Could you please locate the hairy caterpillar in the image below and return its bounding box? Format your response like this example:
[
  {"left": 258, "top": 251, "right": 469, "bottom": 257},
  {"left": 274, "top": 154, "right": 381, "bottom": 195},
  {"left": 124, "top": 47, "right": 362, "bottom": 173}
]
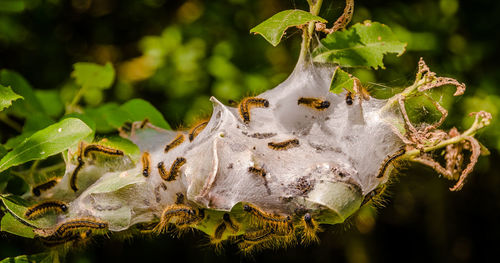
[
  {"left": 32, "top": 178, "right": 60, "bottom": 196},
  {"left": 164, "top": 134, "right": 185, "bottom": 153},
  {"left": 188, "top": 121, "right": 208, "bottom": 142},
  {"left": 83, "top": 144, "right": 124, "bottom": 158},
  {"left": 238, "top": 97, "right": 270, "bottom": 124},
  {"left": 267, "top": 139, "right": 300, "bottom": 151},
  {"left": 25, "top": 201, "right": 68, "bottom": 220},
  {"left": 141, "top": 152, "right": 151, "bottom": 177},
  {"left": 377, "top": 148, "right": 406, "bottom": 178},
  {"left": 297, "top": 97, "right": 331, "bottom": 110}
]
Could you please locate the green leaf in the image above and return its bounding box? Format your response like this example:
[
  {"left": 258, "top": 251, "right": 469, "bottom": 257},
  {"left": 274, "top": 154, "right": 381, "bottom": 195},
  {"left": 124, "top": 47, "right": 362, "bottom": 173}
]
[
  {"left": 85, "top": 103, "right": 129, "bottom": 133},
  {"left": 0, "top": 213, "right": 34, "bottom": 238},
  {"left": 120, "top": 99, "right": 171, "bottom": 130},
  {"left": 0, "top": 253, "right": 54, "bottom": 263},
  {"left": 96, "top": 136, "right": 141, "bottom": 161},
  {"left": 250, "top": 10, "right": 327, "bottom": 46},
  {"left": 313, "top": 21, "right": 407, "bottom": 69},
  {"left": 0, "top": 70, "right": 45, "bottom": 117},
  {"left": 0, "top": 84, "right": 23, "bottom": 112},
  {"left": 35, "top": 89, "right": 64, "bottom": 118},
  {"left": 0, "top": 118, "right": 93, "bottom": 173},
  {"left": 330, "top": 67, "right": 355, "bottom": 94},
  {"left": 72, "top": 62, "right": 115, "bottom": 89}
]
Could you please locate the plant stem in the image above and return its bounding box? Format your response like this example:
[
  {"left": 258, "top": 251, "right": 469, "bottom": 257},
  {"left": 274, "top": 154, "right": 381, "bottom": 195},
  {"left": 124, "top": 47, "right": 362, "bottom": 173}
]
[
  {"left": 67, "top": 85, "right": 87, "bottom": 114},
  {"left": 299, "top": 0, "right": 323, "bottom": 63},
  {"left": 0, "top": 113, "right": 22, "bottom": 132}
]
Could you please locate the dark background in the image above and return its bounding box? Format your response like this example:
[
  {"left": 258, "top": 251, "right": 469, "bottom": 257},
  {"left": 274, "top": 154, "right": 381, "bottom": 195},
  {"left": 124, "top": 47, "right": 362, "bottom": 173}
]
[{"left": 0, "top": 0, "right": 499, "bottom": 262}]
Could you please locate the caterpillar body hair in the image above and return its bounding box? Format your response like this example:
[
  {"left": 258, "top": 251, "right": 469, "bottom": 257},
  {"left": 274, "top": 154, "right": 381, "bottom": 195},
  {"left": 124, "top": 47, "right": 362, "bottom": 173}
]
[
  {"left": 141, "top": 152, "right": 151, "bottom": 177},
  {"left": 188, "top": 121, "right": 208, "bottom": 142},
  {"left": 297, "top": 97, "right": 331, "bottom": 110},
  {"left": 238, "top": 97, "right": 270, "bottom": 124},
  {"left": 83, "top": 144, "right": 124, "bottom": 158},
  {"left": 32, "top": 178, "right": 59, "bottom": 196},
  {"left": 242, "top": 204, "right": 293, "bottom": 234},
  {"left": 238, "top": 229, "right": 275, "bottom": 253},
  {"left": 162, "top": 157, "right": 187, "bottom": 182},
  {"left": 25, "top": 201, "right": 68, "bottom": 220},
  {"left": 361, "top": 184, "right": 387, "bottom": 206},
  {"left": 301, "top": 213, "right": 320, "bottom": 244},
  {"left": 267, "top": 139, "right": 300, "bottom": 151},
  {"left": 377, "top": 148, "right": 406, "bottom": 178},
  {"left": 164, "top": 133, "right": 185, "bottom": 153},
  {"left": 70, "top": 142, "right": 85, "bottom": 192},
  {"left": 52, "top": 218, "right": 108, "bottom": 237},
  {"left": 40, "top": 230, "right": 91, "bottom": 247}
]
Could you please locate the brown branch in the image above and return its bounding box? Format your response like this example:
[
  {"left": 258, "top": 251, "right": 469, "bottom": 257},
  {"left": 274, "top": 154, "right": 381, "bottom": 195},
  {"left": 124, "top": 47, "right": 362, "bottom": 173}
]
[{"left": 450, "top": 136, "right": 480, "bottom": 191}]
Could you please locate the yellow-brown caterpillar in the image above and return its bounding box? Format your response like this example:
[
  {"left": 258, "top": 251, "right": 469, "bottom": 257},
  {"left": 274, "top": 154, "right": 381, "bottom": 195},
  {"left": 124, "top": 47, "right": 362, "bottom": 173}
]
[
  {"left": 242, "top": 203, "right": 293, "bottom": 234},
  {"left": 157, "top": 204, "right": 204, "bottom": 232},
  {"left": 164, "top": 133, "right": 185, "bottom": 153},
  {"left": 141, "top": 152, "right": 151, "bottom": 177},
  {"left": 188, "top": 121, "right": 208, "bottom": 142},
  {"left": 361, "top": 184, "right": 387, "bottom": 206},
  {"left": 222, "top": 213, "right": 239, "bottom": 232},
  {"left": 52, "top": 218, "right": 108, "bottom": 237},
  {"left": 297, "top": 97, "right": 331, "bottom": 110},
  {"left": 213, "top": 222, "right": 227, "bottom": 240},
  {"left": 267, "top": 139, "right": 300, "bottom": 151},
  {"left": 248, "top": 166, "right": 266, "bottom": 177},
  {"left": 40, "top": 229, "right": 92, "bottom": 247},
  {"left": 377, "top": 148, "right": 406, "bottom": 178},
  {"left": 238, "top": 97, "right": 270, "bottom": 124},
  {"left": 25, "top": 200, "right": 68, "bottom": 220},
  {"left": 70, "top": 142, "right": 85, "bottom": 192},
  {"left": 83, "top": 144, "right": 124, "bottom": 158},
  {"left": 159, "top": 157, "right": 187, "bottom": 182},
  {"left": 32, "top": 178, "right": 59, "bottom": 196}
]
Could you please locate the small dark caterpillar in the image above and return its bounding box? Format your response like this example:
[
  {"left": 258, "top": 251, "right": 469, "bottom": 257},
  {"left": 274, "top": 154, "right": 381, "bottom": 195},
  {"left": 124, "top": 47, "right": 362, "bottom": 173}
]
[
  {"left": 238, "top": 229, "right": 275, "bottom": 253},
  {"left": 222, "top": 213, "right": 239, "bottom": 232},
  {"left": 83, "top": 144, "right": 124, "bottom": 158},
  {"left": 32, "top": 178, "right": 59, "bottom": 196},
  {"left": 175, "top": 192, "right": 185, "bottom": 204},
  {"left": 297, "top": 97, "right": 331, "bottom": 110},
  {"left": 160, "top": 157, "right": 187, "bottom": 182},
  {"left": 248, "top": 166, "right": 266, "bottom": 177},
  {"left": 157, "top": 205, "right": 204, "bottom": 232},
  {"left": 25, "top": 201, "right": 68, "bottom": 220},
  {"left": 213, "top": 222, "right": 227, "bottom": 240},
  {"left": 239, "top": 97, "right": 270, "bottom": 124},
  {"left": 141, "top": 152, "right": 151, "bottom": 177},
  {"left": 267, "top": 139, "right": 300, "bottom": 151},
  {"left": 53, "top": 218, "right": 108, "bottom": 237},
  {"left": 164, "top": 133, "right": 185, "bottom": 153},
  {"left": 345, "top": 92, "right": 353, "bottom": 105},
  {"left": 70, "top": 142, "right": 85, "bottom": 192},
  {"left": 377, "top": 148, "right": 406, "bottom": 178},
  {"left": 188, "top": 121, "right": 208, "bottom": 142},
  {"left": 243, "top": 203, "right": 292, "bottom": 233},
  {"left": 301, "top": 213, "right": 319, "bottom": 244}
]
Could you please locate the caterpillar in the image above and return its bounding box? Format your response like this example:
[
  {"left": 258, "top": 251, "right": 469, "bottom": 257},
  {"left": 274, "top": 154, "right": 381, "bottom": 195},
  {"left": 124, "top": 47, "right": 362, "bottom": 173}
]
[
  {"left": 345, "top": 91, "right": 353, "bottom": 105},
  {"left": 32, "top": 178, "right": 59, "bottom": 196},
  {"left": 188, "top": 121, "right": 208, "bottom": 142},
  {"left": 238, "top": 97, "right": 270, "bottom": 124},
  {"left": 141, "top": 152, "right": 151, "bottom": 177},
  {"left": 157, "top": 205, "right": 204, "bottom": 232},
  {"left": 222, "top": 213, "right": 239, "bottom": 232},
  {"left": 40, "top": 230, "right": 91, "bottom": 247},
  {"left": 213, "top": 222, "right": 226, "bottom": 240},
  {"left": 267, "top": 139, "right": 300, "bottom": 151},
  {"left": 175, "top": 192, "right": 185, "bottom": 204},
  {"left": 242, "top": 203, "right": 293, "bottom": 234},
  {"left": 50, "top": 218, "right": 108, "bottom": 238},
  {"left": 70, "top": 141, "right": 85, "bottom": 192},
  {"left": 25, "top": 201, "right": 68, "bottom": 220},
  {"left": 297, "top": 97, "right": 331, "bottom": 110},
  {"left": 164, "top": 133, "right": 185, "bottom": 153},
  {"left": 377, "top": 148, "right": 406, "bottom": 178},
  {"left": 83, "top": 144, "right": 124, "bottom": 158},
  {"left": 161, "top": 157, "right": 186, "bottom": 182}
]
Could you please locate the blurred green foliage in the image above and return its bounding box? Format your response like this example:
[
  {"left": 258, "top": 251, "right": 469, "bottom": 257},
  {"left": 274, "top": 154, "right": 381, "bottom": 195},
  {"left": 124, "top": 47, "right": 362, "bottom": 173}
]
[{"left": 0, "top": 0, "right": 499, "bottom": 262}]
